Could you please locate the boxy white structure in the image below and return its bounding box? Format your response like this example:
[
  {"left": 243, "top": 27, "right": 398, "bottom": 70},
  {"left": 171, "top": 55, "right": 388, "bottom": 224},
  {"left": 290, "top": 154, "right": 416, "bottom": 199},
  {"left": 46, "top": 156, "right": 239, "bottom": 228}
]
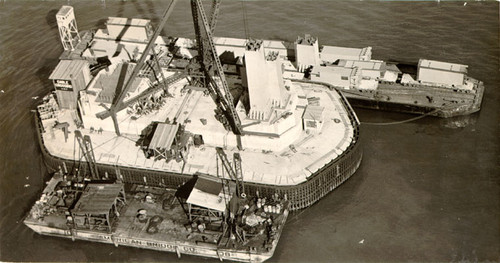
[
  {"left": 417, "top": 59, "right": 467, "bottom": 86},
  {"left": 320, "top": 46, "right": 372, "bottom": 63},
  {"left": 311, "top": 66, "right": 359, "bottom": 89},
  {"left": 295, "top": 35, "right": 321, "bottom": 72},
  {"left": 49, "top": 60, "right": 91, "bottom": 110},
  {"left": 338, "top": 60, "right": 386, "bottom": 80}
]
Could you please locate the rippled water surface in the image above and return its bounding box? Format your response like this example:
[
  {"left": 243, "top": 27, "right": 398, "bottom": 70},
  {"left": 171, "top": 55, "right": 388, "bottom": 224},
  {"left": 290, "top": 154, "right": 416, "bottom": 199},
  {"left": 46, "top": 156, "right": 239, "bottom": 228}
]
[{"left": 0, "top": 1, "right": 498, "bottom": 262}]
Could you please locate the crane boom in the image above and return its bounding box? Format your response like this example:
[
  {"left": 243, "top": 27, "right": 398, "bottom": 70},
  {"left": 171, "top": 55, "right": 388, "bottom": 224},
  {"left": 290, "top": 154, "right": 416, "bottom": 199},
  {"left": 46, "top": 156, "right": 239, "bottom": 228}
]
[
  {"left": 209, "top": 0, "right": 221, "bottom": 33},
  {"left": 75, "top": 130, "right": 99, "bottom": 180},
  {"left": 97, "top": 0, "right": 179, "bottom": 136},
  {"left": 191, "top": 0, "right": 243, "bottom": 135},
  {"left": 216, "top": 147, "right": 244, "bottom": 197}
]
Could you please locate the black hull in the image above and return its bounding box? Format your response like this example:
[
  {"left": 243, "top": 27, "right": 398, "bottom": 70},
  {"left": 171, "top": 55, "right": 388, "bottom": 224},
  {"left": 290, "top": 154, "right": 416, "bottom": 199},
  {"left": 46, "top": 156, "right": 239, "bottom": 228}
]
[{"left": 339, "top": 80, "right": 484, "bottom": 118}]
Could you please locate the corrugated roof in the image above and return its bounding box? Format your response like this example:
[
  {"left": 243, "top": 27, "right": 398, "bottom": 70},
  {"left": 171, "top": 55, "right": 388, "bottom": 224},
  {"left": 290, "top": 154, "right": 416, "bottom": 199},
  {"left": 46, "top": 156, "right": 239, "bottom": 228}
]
[
  {"left": 49, "top": 60, "right": 89, "bottom": 80},
  {"left": 303, "top": 105, "right": 324, "bottom": 121},
  {"left": 149, "top": 123, "right": 179, "bottom": 150},
  {"left": 72, "top": 183, "right": 124, "bottom": 215}
]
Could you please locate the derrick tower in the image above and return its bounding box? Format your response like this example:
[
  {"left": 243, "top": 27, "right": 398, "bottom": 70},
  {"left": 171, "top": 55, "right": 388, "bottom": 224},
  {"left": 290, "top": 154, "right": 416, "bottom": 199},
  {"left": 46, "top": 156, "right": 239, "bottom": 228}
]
[
  {"left": 56, "top": 6, "right": 81, "bottom": 51},
  {"left": 190, "top": 0, "right": 243, "bottom": 135}
]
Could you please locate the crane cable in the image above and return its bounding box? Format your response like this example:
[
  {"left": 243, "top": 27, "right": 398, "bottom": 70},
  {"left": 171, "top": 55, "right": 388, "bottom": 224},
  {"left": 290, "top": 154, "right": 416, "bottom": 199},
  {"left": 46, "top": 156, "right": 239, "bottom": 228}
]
[{"left": 241, "top": 0, "right": 250, "bottom": 39}]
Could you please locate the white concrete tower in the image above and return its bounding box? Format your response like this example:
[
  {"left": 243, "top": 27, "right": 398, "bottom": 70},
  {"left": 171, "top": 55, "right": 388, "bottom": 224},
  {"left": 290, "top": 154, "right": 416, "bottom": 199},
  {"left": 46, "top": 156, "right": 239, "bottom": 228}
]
[
  {"left": 244, "top": 39, "right": 288, "bottom": 121},
  {"left": 56, "top": 6, "right": 81, "bottom": 51},
  {"left": 295, "top": 34, "right": 320, "bottom": 72}
]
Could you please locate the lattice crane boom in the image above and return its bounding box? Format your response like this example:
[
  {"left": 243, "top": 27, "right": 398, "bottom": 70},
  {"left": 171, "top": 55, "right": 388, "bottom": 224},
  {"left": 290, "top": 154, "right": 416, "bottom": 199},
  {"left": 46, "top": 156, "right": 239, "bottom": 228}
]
[
  {"left": 75, "top": 130, "right": 99, "bottom": 180},
  {"left": 209, "top": 0, "right": 221, "bottom": 33},
  {"left": 97, "top": 0, "right": 179, "bottom": 136},
  {"left": 191, "top": 0, "right": 242, "bottom": 135},
  {"left": 216, "top": 147, "right": 244, "bottom": 197}
]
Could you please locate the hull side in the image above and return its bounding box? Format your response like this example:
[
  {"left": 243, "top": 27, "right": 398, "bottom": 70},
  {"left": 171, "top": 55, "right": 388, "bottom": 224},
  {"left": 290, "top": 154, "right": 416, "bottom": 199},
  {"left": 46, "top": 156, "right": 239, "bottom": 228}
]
[
  {"left": 339, "top": 80, "right": 484, "bottom": 118},
  {"left": 34, "top": 85, "right": 362, "bottom": 211},
  {"left": 25, "top": 209, "right": 288, "bottom": 263}
]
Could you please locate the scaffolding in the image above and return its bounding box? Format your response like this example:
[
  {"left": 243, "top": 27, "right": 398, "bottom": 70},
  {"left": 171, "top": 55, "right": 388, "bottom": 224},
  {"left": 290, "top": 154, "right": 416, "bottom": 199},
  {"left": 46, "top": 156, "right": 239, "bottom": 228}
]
[{"left": 56, "top": 6, "right": 81, "bottom": 51}]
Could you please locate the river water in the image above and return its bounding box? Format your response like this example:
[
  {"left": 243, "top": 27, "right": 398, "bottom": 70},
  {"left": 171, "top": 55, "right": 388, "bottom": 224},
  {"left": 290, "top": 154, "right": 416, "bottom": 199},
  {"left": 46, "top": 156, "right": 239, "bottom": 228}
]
[{"left": 0, "top": 1, "right": 498, "bottom": 262}]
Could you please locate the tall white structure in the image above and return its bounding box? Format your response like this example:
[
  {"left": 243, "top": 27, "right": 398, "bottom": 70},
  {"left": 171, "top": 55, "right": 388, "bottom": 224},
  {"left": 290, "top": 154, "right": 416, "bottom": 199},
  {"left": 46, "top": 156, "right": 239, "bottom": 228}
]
[
  {"left": 243, "top": 39, "right": 288, "bottom": 121},
  {"left": 56, "top": 6, "right": 81, "bottom": 51},
  {"left": 295, "top": 35, "right": 320, "bottom": 72}
]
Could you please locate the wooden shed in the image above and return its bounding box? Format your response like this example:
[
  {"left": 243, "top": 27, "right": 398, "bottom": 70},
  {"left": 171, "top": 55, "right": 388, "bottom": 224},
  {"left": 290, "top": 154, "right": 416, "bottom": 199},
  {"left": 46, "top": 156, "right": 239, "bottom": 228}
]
[
  {"left": 71, "top": 183, "right": 126, "bottom": 232},
  {"left": 49, "top": 59, "right": 91, "bottom": 109},
  {"left": 175, "top": 174, "right": 233, "bottom": 223}
]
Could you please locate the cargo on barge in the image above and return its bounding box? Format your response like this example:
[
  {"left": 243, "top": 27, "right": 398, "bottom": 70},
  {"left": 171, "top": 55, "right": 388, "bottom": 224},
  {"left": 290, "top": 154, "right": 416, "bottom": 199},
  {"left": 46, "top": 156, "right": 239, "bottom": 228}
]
[
  {"left": 189, "top": 34, "right": 484, "bottom": 118},
  {"left": 289, "top": 35, "right": 485, "bottom": 117},
  {"left": 24, "top": 170, "right": 290, "bottom": 262},
  {"left": 27, "top": 2, "right": 363, "bottom": 261}
]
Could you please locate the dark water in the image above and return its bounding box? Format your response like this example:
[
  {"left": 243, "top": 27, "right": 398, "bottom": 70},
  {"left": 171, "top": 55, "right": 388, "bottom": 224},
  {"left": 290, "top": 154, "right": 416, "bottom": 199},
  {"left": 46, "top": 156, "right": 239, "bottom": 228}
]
[{"left": 0, "top": 1, "right": 498, "bottom": 262}]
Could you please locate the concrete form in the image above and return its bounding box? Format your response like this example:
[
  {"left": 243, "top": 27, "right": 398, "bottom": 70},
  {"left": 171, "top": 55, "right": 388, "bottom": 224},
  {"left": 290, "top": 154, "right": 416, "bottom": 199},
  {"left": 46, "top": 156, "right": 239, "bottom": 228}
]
[
  {"left": 243, "top": 42, "right": 289, "bottom": 122},
  {"left": 295, "top": 35, "right": 320, "bottom": 72}
]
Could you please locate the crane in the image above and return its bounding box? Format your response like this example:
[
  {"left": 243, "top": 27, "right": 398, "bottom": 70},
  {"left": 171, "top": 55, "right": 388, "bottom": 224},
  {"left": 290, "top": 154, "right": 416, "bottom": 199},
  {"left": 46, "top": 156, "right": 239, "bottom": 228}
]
[
  {"left": 190, "top": 0, "right": 243, "bottom": 135},
  {"left": 97, "top": 0, "right": 243, "bottom": 139},
  {"left": 216, "top": 147, "right": 244, "bottom": 197},
  {"left": 96, "top": 0, "right": 179, "bottom": 136},
  {"left": 74, "top": 130, "right": 99, "bottom": 180}
]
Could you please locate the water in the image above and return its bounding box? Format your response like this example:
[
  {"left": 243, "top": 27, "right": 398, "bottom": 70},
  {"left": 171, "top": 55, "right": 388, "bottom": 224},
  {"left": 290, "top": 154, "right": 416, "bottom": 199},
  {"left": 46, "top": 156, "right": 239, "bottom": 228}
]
[{"left": 0, "top": 1, "right": 498, "bottom": 261}]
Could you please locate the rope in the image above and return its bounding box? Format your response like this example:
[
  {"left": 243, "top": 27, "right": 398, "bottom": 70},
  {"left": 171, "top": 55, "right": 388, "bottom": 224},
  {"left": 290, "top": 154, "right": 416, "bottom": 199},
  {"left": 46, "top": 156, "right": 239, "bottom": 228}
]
[
  {"left": 360, "top": 103, "right": 464, "bottom": 126},
  {"left": 361, "top": 109, "right": 439, "bottom": 126}
]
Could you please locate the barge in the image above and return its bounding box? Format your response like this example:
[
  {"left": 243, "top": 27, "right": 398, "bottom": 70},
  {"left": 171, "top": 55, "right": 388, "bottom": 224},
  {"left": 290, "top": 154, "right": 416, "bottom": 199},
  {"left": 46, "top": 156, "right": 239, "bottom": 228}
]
[
  {"left": 26, "top": 2, "right": 361, "bottom": 261},
  {"left": 291, "top": 35, "right": 485, "bottom": 117},
  {"left": 176, "top": 35, "right": 484, "bottom": 118},
  {"left": 24, "top": 171, "right": 290, "bottom": 262}
]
